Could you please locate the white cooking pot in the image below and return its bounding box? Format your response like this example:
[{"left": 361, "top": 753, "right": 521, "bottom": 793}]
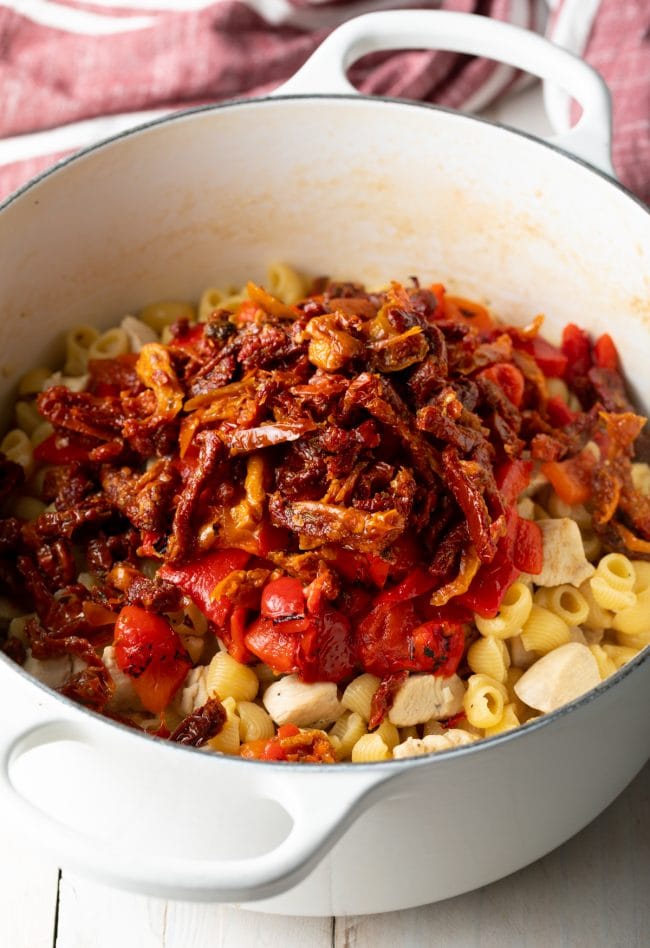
[{"left": 0, "top": 11, "right": 648, "bottom": 917}]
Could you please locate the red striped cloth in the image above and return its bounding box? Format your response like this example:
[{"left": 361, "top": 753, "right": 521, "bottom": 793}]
[{"left": 0, "top": 1, "right": 648, "bottom": 201}]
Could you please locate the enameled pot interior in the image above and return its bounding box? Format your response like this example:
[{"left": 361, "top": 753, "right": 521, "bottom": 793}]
[{"left": 1, "top": 96, "right": 650, "bottom": 422}]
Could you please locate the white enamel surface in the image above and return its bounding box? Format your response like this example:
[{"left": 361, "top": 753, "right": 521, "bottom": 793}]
[
  {"left": 0, "top": 89, "right": 649, "bottom": 914},
  {"left": 279, "top": 10, "right": 614, "bottom": 174}
]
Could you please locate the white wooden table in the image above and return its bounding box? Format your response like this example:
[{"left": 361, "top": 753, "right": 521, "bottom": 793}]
[{"left": 1, "top": 760, "right": 648, "bottom": 947}]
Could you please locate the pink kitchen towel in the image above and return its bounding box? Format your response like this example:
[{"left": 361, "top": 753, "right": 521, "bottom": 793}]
[{"left": 0, "top": 0, "right": 648, "bottom": 202}]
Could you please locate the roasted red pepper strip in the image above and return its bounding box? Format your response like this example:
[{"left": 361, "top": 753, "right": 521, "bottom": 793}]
[
  {"left": 513, "top": 517, "right": 543, "bottom": 575},
  {"left": 541, "top": 449, "right": 596, "bottom": 506},
  {"left": 593, "top": 333, "right": 619, "bottom": 371},
  {"left": 525, "top": 335, "right": 568, "bottom": 378},
  {"left": 546, "top": 395, "right": 576, "bottom": 428},
  {"left": 375, "top": 566, "right": 436, "bottom": 605},
  {"left": 496, "top": 458, "right": 532, "bottom": 505},
  {"left": 562, "top": 323, "right": 592, "bottom": 388},
  {"left": 159, "top": 548, "right": 250, "bottom": 629},
  {"left": 261, "top": 576, "right": 305, "bottom": 620},
  {"left": 245, "top": 606, "right": 355, "bottom": 683},
  {"left": 456, "top": 509, "right": 520, "bottom": 618},
  {"left": 33, "top": 433, "right": 94, "bottom": 465},
  {"left": 477, "top": 364, "right": 525, "bottom": 408},
  {"left": 357, "top": 598, "right": 464, "bottom": 677},
  {"left": 114, "top": 605, "right": 191, "bottom": 714},
  {"left": 244, "top": 618, "right": 298, "bottom": 674},
  {"left": 297, "top": 607, "right": 355, "bottom": 683}
]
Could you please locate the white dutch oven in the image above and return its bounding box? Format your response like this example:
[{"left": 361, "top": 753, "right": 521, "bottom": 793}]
[{"left": 0, "top": 11, "right": 649, "bottom": 917}]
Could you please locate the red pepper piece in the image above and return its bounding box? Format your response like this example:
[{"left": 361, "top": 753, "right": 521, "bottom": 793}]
[
  {"left": 541, "top": 450, "right": 596, "bottom": 506},
  {"left": 332, "top": 549, "right": 390, "bottom": 588},
  {"left": 114, "top": 605, "right": 191, "bottom": 714},
  {"left": 244, "top": 618, "right": 299, "bottom": 674},
  {"left": 477, "top": 364, "right": 525, "bottom": 408},
  {"left": 526, "top": 335, "right": 568, "bottom": 378},
  {"left": 376, "top": 566, "right": 436, "bottom": 605},
  {"left": 298, "top": 607, "right": 355, "bottom": 683},
  {"left": 357, "top": 598, "right": 463, "bottom": 677},
  {"left": 247, "top": 605, "right": 355, "bottom": 683},
  {"left": 495, "top": 458, "right": 532, "bottom": 505},
  {"left": 228, "top": 606, "right": 251, "bottom": 664},
  {"left": 261, "top": 576, "right": 305, "bottom": 620},
  {"left": 456, "top": 509, "right": 520, "bottom": 618},
  {"left": 277, "top": 723, "right": 300, "bottom": 739},
  {"left": 513, "top": 517, "right": 543, "bottom": 575},
  {"left": 409, "top": 621, "right": 465, "bottom": 677},
  {"left": 33, "top": 433, "right": 95, "bottom": 465},
  {"left": 159, "top": 548, "right": 251, "bottom": 629},
  {"left": 562, "top": 323, "right": 592, "bottom": 384},
  {"left": 167, "top": 322, "right": 206, "bottom": 354},
  {"left": 546, "top": 395, "right": 576, "bottom": 427},
  {"left": 593, "top": 333, "right": 619, "bottom": 371}
]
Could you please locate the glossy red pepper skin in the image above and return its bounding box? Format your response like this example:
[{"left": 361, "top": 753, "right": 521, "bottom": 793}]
[
  {"left": 526, "top": 335, "right": 568, "bottom": 378},
  {"left": 478, "top": 363, "right": 525, "bottom": 408},
  {"left": 513, "top": 517, "right": 543, "bottom": 575},
  {"left": 159, "top": 548, "right": 250, "bottom": 629},
  {"left": 562, "top": 323, "right": 592, "bottom": 386},
  {"left": 546, "top": 395, "right": 576, "bottom": 427},
  {"left": 332, "top": 549, "right": 390, "bottom": 588},
  {"left": 114, "top": 605, "right": 191, "bottom": 713},
  {"left": 456, "top": 510, "right": 520, "bottom": 618},
  {"left": 33, "top": 433, "right": 93, "bottom": 465},
  {"left": 261, "top": 576, "right": 305, "bottom": 620},
  {"left": 496, "top": 458, "right": 532, "bottom": 505},
  {"left": 244, "top": 618, "right": 298, "bottom": 674},
  {"left": 357, "top": 598, "right": 464, "bottom": 678},
  {"left": 375, "top": 566, "right": 436, "bottom": 605},
  {"left": 593, "top": 333, "right": 619, "bottom": 371},
  {"left": 245, "top": 605, "right": 355, "bottom": 683},
  {"left": 298, "top": 608, "right": 355, "bottom": 683}
]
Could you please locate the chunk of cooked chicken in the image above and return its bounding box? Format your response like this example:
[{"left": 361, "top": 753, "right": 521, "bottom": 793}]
[
  {"left": 102, "top": 644, "right": 142, "bottom": 712},
  {"left": 388, "top": 673, "right": 465, "bottom": 727},
  {"left": 392, "top": 729, "right": 476, "bottom": 759},
  {"left": 524, "top": 518, "right": 595, "bottom": 588},
  {"left": 24, "top": 650, "right": 86, "bottom": 690},
  {"left": 513, "top": 641, "right": 601, "bottom": 713},
  {"left": 263, "top": 675, "right": 343, "bottom": 727}
]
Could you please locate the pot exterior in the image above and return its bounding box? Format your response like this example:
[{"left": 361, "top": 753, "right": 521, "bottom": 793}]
[
  {"left": 249, "top": 655, "right": 650, "bottom": 916},
  {"left": 1, "top": 97, "right": 649, "bottom": 914}
]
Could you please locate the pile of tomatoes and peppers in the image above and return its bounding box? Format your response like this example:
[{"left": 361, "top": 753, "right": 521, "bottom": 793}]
[{"left": 1, "top": 276, "right": 649, "bottom": 762}]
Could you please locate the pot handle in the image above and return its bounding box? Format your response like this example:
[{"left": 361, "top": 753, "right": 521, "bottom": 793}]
[
  {"left": 0, "top": 714, "right": 398, "bottom": 901},
  {"left": 277, "top": 10, "right": 614, "bottom": 177}
]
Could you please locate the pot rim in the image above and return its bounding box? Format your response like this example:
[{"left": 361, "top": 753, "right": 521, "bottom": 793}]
[
  {"left": 2, "top": 91, "right": 648, "bottom": 773},
  {"left": 1, "top": 92, "right": 646, "bottom": 219}
]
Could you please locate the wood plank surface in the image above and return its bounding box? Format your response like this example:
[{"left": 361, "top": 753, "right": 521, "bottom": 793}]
[{"left": 0, "top": 819, "right": 60, "bottom": 948}]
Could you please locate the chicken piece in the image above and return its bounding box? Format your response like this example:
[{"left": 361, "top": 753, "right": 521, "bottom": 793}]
[
  {"left": 178, "top": 665, "right": 209, "bottom": 716},
  {"left": 121, "top": 315, "right": 158, "bottom": 353},
  {"left": 513, "top": 642, "right": 601, "bottom": 713},
  {"left": 263, "top": 675, "right": 342, "bottom": 727},
  {"left": 102, "top": 645, "right": 142, "bottom": 712},
  {"left": 392, "top": 729, "right": 476, "bottom": 759},
  {"left": 524, "top": 518, "right": 595, "bottom": 587},
  {"left": 388, "top": 673, "right": 465, "bottom": 727},
  {"left": 24, "top": 650, "right": 86, "bottom": 690}
]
